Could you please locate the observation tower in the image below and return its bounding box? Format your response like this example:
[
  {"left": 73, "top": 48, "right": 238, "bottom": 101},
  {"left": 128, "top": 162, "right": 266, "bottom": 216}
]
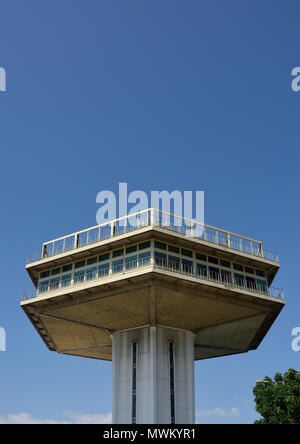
[{"left": 22, "top": 208, "right": 284, "bottom": 424}]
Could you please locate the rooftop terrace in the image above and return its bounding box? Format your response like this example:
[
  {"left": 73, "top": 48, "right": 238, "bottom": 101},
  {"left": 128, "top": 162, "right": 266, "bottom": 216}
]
[{"left": 27, "top": 208, "right": 279, "bottom": 265}]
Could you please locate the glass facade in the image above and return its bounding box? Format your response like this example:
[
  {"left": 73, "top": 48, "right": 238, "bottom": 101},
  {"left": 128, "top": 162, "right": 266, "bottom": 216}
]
[{"left": 37, "top": 239, "right": 269, "bottom": 296}]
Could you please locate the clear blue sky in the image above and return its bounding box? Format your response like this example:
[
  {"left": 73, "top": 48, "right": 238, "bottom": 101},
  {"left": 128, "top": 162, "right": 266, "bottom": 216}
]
[{"left": 0, "top": 0, "right": 299, "bottom": 424}]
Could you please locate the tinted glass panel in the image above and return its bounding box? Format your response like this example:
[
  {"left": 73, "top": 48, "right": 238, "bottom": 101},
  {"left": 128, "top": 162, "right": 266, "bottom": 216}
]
[
  {"left": 196, "top": 253, "right": 207, "bottom": 261},
  {"left": 126, "top": 255, "right": 137, "bottom": 269},
  {"left": 51, "top": 268, "right": 61, "bottom": 275},
  {"left": 182, "top": 259, "right": 193, "bottom": 273},
  {"left": 168, "top": 255, "right": 180, "bottom": 270},
  {"left": 220, "top": 260, "right": 231, "bottom": 268},
  {"left": 168, "top": 245, "right": 180, "bottom": 254},
  {"left": 75, "top": 260, "right": 85, "bottom": 269},
  {"left": 139, "top": 241, "right": 151, "bottom": 250},
  {"left": 74, "top": 270, "right": 85, "bottom": 283},
  {"left": 113, "top": 249, "right": 124, "bottom": 258},
  {"left": 99, "top": 253, "right": 110, "bottom": 262},
  {"left": 62, "top": 264, "right": 72, "bottom": 273},
  {"left": 98, "top": 263, "right": 109, "bottom": 276},
  {"left": 257, "top": 279, "right": 267, "bottom": 292},
  {"left": 209, "top": 266, "right": 220, "bottom": 279},
  {"left": 87, "top": 257, "right": 97, "bottom": 265},
  {"left": 197, "top": 264, "right": 207, "bottom": 277},
  {"left": 255, "top": 269, "right": 266, "bottom": 277},
  {"left": 154, "top": 241, "right": 167, "bottom": 250},
  {"left": 245, "top": 267, "right": 254, "bottom": 274},
  {"left": 86, "top": 267, "right": 97, "bottom": 280},
  {"left": 181, "top": 248, "right": 193, "bottom": 258},
  {"left": 246, "top": 276, "right": 256, "bottom": 290},
  {"left": 208, "top": 256, "right": 218, "bottom": 264},
  {"left": 139, "top": 251, "right": 151, "bottom": 265},
  {"left": 154, "top": 252, "right": 167, "bottom": 265},
  {"left": 61, "top": 274, "right": 71, "bottom": 287},
  {"left": 112, "top": 259, "right": 123, "bottom": 273},
  {"left": 221, "top": 269, "right": 232, "bottom": 283},
  {"left": 234, "top": 273, "right": 244, "bottom": 286},
  {"left": 40, "top": 270, "right": 50, "bottom": 278},
  {"left": 233, "top": 263, "right": 243, "bottom": 271},
  {"left": 126, "top": 245, "right": 137, "bottom": 254}
]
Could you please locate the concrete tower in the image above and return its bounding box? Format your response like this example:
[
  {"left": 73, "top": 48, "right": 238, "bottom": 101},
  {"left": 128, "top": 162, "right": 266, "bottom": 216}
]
[{"left": 22, "top": 208, "right": 284, "bottom": 424}]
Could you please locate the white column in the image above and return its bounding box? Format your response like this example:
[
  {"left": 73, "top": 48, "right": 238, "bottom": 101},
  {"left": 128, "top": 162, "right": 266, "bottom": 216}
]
[{"left": 111, "top": 326, "right": 195, "bottom": 424}]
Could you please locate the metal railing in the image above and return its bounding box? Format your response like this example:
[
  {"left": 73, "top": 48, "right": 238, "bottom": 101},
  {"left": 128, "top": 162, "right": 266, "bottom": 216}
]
[
  {"left": 26, "top": 208, "right": 279, "bottom": 264},
  {"left": 22, "top": 257, "right": 284, "bottom": 302},
  {"left": 153, "top": 258, "right": 284, "bottom": 300}
]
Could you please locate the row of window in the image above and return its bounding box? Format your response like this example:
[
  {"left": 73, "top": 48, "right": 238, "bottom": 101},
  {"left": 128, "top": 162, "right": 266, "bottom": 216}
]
[
  {"left": 40, "top": 241, "right": 151, "bottom": 279},
  {"left": 38, "top": 252, "right": 151, "bottom": 292},
  {"left": 154, "top": 241, "right": 266, "bottom": 277},
  {"left": 38, "top": 240, "right": 267, "bottom": 293},
  {"left": 154, "top": 253, "right": 267, "bottom": 292}
]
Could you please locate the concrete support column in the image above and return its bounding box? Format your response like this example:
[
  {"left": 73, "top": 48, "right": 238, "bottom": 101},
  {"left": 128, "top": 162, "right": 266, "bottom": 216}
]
[{"left": 111, "top": 325, "right": 195, "bottom": 424}]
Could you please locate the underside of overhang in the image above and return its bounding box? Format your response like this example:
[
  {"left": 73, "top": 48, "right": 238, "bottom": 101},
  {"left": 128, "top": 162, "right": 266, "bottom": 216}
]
[{"left": 22, "top": 274, "right": 284, "bottom": 361}]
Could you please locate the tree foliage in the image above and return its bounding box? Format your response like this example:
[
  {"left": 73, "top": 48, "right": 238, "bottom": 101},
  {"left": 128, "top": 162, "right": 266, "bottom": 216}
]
[{"left": 253, "top": 368, "right": 300, "bottom": 424}]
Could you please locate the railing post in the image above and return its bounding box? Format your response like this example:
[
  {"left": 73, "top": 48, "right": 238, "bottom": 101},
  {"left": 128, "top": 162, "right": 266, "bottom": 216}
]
[
  {"left": 227, "top": 233, "right": 231, "bottom": 248},
  {"left": 111, "top": 222, "right": 115, "bottom": 237},
  {"left": 74, "top": 234, "right": 79, "bottom": 249},
  {"left": 190, "top": 222, "right": 194, "bottom": 238},
  {"left": 259, "top": 243, "right": 264, "bottom": 258}
]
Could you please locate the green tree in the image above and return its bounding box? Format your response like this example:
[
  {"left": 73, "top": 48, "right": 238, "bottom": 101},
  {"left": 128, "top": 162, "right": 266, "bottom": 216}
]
[{"left": 253, "top": 368, "right": 300, "bottom": 424}]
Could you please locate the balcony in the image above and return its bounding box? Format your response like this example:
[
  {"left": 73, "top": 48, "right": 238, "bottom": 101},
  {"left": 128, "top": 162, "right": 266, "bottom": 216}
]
[
  {"left": 22, "top": 257, "right": 284, "bottom": 303},
  {"left": 26, "top": 209, "right": 279, "bottom": 265}
]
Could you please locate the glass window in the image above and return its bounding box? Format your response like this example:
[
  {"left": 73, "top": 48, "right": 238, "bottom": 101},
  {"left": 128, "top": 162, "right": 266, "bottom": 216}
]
[
  {"left": 197, "top": 263, "right": 207, "bottom": 277},
  {"left": 87, "top": 257, "right": 97, "bottom": 266},
  {"left": 245, "top": 276, "right": 256, "bottom": 290},
  {"left": 126, "top": 255, "right": 137, "bottom": 269},
  {"left": 221, "top": 269, "right": 232, "bottom": 284},
  {"left": 233, "top": 263, "right": 243, "bottom": 271},
  {"left": 74, "top": 270, "right": 85, "bottom": 283},
  {"left": 182, "top": 259, "right": 193, "bottom": 273},
  {"left": 181, "top": 248, "right": 193, "bottom": 258},
  {"left": 99, "top": 253, "right": 110, "bottom": 262},
  {"left": 168, "top": 255, "right": 180, "bottom": 270},
  {"left": 257, "top": 279, "right": 267, "bottom": 293},
  {"left": 113, "top": 248, "right": 124, "bottom": 258},
  {"left": 86, "top": 266, "right": 97, "bottom": 280},
  {"left": 245, "top": 267, "right": 254, "bottom": 274},
  {"left": 51, "top": 268, "right": 61, "bottom": 276},
  {"left": 208, "top": 256, "right": 218, "bottom": 265},
  {"left": 75, "top": 260, "right": 85, "bottom": 269},
  {"left": 154, "top": 241, "right": 167, "bottom": 251},
  {"left": 196, "top": 253, "right": 207, "bottom": 261},
  {"left": 98, "top": 263, "right": 109, "bottom": 277},
  {"left": 40, "top": 270, "right": 50, "bottom": 278},
  {"left": 139, "top": 241, "right": 151, "bottom": 250},
  {"left": 209, "top": 266, "right": 220, "bottom": 280},
  {"left": 112, "top": 259, "right": 123, "bottom": 273},
  {"left": 220, "top": 260, "right": 231, "bottom": 268},
  {"left": 234, "top": 273, "right": 245, "bottom": 287},
  {"left": 61, "top": 274, "right": 72, "bottom": 287},
  {"left": 39, "top": 280, "right": 49, "bottom": 293},
  {"left": 139, "top": 251, "right": 151, "bottom": 265},
  {"left": 62, "top": 264, "right": 72, "bottom": 273},
  {"left": 154, "top": 251, "right": 167, "bottom": 265},
  {"left": 168, "top": 245, "right": 180, "bottom": 254},
  {"left": 49, "top": 277, "right": 60, "bottom": 290},
  {"left": 126, "top": 245, "right": 137, "bottom": 254},
  {"left": 255, "top": 269, "right": 266, "bottom": 277}
]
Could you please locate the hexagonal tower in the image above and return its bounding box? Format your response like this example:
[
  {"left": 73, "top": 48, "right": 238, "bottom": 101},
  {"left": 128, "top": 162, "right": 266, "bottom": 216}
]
[{"left": 22, "top": 209, "right": 284, "bottom": 424}]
